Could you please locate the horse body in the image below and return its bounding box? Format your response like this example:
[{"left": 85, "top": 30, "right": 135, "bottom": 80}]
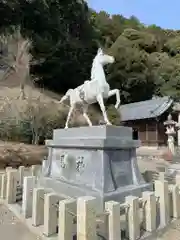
[
  {"left": 60, "top": 48, "right": 120, "bottom": 128},
  {"left": 65, "top": 81, "right": 110, "bottom": 105}
]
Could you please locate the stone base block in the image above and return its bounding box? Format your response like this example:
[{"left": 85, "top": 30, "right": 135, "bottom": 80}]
[{"left": 39, "top": 125, "right": 152, "bottom": 211}]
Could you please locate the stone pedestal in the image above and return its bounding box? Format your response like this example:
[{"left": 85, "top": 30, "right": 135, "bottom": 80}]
[{"left": 38, "top": 126, "right": 151, "bottom": 211}]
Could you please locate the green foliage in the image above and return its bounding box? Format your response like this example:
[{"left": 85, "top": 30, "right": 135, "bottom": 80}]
[
  {"left": 0, "top": 107, "right": 69, "bottom": 144},
  {"left": 0, "top": 118, "right": 32, "bottom": 143},
  {"left": 107, "top": 105, "right": 121, "bottom": 126}
]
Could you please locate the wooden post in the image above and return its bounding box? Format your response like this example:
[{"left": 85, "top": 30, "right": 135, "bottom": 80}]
[
  {"left": 155, "top": 121, "right": 158, "bottom": 145},
  {"left": 58, "top": 198, "right": 76, "bottom": 240},
  {"left": 105, "top": 201, "right": 121, "bottom": 240},
  {"left": 145, "top": 123, "right": 148, "bottom": 143},
  {"left": 77, "top": 196, "right": 97, "bottom": 240}
]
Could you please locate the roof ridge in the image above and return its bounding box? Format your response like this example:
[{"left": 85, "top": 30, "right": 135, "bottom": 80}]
[
  {"left": 121, "top": 96, "right": 170, "bottom": 107},
  {"left": 119, "top": 96, "right": 173, "bottom": 121}
]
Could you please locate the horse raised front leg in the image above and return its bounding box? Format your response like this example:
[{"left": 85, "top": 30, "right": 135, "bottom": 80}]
[
  {"left": 65, "top": 105, "right": 74, "bottom": 129},
  {"left": 82, "top": 105, "right": 93, "bottom": 126},
  {"left": 96, "top": 94, "right": 112, "bottom": 125},
  {"left": 108, "top": 89, "right": 121, "bottom": 109}
]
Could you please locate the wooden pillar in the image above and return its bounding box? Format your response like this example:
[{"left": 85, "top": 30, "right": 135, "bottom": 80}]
[
  {"left": 145, "top": 123, "right": 148, "bottom": 144},
  {"left": 155, "top": 120, "right": 158, "bottom": 147}
]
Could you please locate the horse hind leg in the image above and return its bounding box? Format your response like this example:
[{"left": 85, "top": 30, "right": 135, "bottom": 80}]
[
  {"left": 65, "top": 105, "right": 74, "bottom": 129},
  {"left": 82, "top": 105, "right": 92, "bottom": 126}
]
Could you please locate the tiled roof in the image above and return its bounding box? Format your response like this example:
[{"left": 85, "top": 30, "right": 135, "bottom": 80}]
[{"left": 119, "top": 96, "right": 173, "bottom": 121}]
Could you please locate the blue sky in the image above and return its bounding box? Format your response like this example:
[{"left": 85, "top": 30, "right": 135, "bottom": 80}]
[{"left": 88, "top": 0, "right": 179, "bottom": 30}]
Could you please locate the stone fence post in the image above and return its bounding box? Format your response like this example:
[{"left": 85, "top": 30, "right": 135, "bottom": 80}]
[
  {"left": 154, "top": 180, "right": 170, "bottom": 227},
  {"left": 169, "top": 184, "right": 180, "bottom": 219},
  {"left": 32, "top": 187, "right": 46, "bottom": 226},
  {"left": 58, "top": 198, "right": 76, "bottom": 240},
  {"left": 105, "top": 201, "right": 121, "bottom": 240},
  {"left": 22, "top": 176, "right": 36, "bottom": 218},
  {"left": 176, "top": 174, "right": 180, "bottom": 186},
  {"left": 77, "top": 196, "right": 97, "bottom": 240},
  {"left": 19, "top": 166, "right": 25, "bottom": 186},
  {"left": 125, "top": 196, "right": 140, "bottom": 240},
  {"left": 6, "top": 169, "right": 19, "bottom": 204},
  {"left": 31, "top": 165, "right": 41, "bottom": 177},
  {"left": 142, "top": 191, "right": 156, "bottom": 232},
  {"left": 43, "top": 193, "right": 65, "bottom": 237},
  {"left": 0, "top": 174, "right": 7, "bottom": 199}
]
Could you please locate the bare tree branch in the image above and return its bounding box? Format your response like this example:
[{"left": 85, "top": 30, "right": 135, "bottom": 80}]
[{"left": 0, "top": 28, "right": 32, "bottom": 99}]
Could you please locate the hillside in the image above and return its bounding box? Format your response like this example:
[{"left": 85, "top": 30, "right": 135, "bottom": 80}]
[{"left": 0, "top": 67, "right": 102, "bottom": 128}]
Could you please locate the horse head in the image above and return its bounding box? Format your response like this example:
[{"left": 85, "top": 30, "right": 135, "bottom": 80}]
[{"left": 96, "top": 48, "right": 115, "bottom": 65}]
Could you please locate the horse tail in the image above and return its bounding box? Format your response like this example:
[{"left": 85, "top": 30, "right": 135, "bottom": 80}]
[{"left": 59, "top": 89, "right": 73, "bottom": 104}]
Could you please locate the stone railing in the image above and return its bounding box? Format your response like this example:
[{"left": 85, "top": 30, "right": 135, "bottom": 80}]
[
  {"left": 0, "top": 165, "right": 41, "bottom": 203},
  {"left": 0, "top": 166, "right": 180, "bottom": 240}
]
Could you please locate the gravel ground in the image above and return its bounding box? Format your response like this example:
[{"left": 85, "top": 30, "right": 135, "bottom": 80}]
[
  {"left": 147, "top": 220, "right": 180, "bottom": 240},
  {"left": 0, "top": 204, "right": 40, "bottom": 240}
]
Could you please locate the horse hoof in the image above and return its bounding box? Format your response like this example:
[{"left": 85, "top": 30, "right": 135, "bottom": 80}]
[{"left": 115, "top": 104, "right": 120, "bottom": 109}]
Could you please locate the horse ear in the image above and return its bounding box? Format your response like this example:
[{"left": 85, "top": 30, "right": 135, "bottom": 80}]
[{"left": 97, "top": 48, "right": 103, "bottom": 54}]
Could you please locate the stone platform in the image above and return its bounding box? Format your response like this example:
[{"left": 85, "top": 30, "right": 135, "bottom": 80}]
[{"left": 38, "top": 126, "right": 152, "bottom": 210}]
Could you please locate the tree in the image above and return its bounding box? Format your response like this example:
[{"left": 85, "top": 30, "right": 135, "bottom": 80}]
[
  {"left": 122, "top": 28, "right": 158, "bottom": 53},
  {"left": 0, "top": 28, "right": 32, "bottom": 99},
  {"left": 108, "top": 34, "right": 156, "bottom": 103},
  {"left": 1, "top": 1, "right": 180, "bottom": 106},
  {"left": 164, "top": 36, "right": 180, "bottom": 56},
  {"left": 0, "top": 0, "right": 97, "bottom": 92}
]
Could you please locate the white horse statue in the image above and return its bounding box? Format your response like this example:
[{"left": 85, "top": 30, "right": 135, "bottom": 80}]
[{"left": 59, "top": 48, "right": 120, "bottom": 128}]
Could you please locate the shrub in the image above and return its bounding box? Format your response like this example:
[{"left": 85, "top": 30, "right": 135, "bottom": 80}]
[{"left": 107, "top": 104, "right": 121, "bottom": 125}]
